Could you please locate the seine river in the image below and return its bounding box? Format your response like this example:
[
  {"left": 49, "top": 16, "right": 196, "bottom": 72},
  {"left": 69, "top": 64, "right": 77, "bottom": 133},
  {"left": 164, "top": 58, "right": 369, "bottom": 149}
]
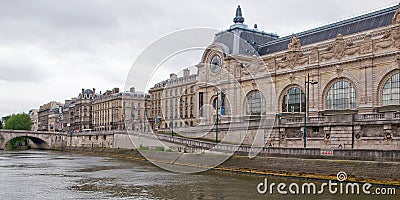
[{"left": 0, "top": 150, "right": 397, "bottom": 200}]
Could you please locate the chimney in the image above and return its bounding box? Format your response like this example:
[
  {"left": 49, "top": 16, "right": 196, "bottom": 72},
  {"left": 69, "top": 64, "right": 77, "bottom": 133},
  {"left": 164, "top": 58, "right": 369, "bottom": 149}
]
[
  {"left": 113, "top": 87, "right": 119, "bottom": 94},
  {"left": 183, "top": 68, "right": 190, "bottom": 77},
  {"left": 130, "top": 87, "right": 135, "bottom": 93},
  {"left": 82, "top": 88, "right": 84, "bottom": 94},
  {"left": 93, "top": 88, "right": 96, "bottom": 94},
  {"left": 170, "top": 73, "right": 177, "bottom": 80}
]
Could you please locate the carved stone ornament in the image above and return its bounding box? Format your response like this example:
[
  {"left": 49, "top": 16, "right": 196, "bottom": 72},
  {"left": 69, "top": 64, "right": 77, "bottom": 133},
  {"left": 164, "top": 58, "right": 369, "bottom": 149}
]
[
  {"left": 376, "top": 7, "right": 400, "bottom": 50},
  {"left": 392, "top": 3, "right": 400, "bottom": 24},
  {"left": 200, "top": 71, "right": 206, "bottom": 81},
  {"left": 288, "top": 73, "right": 295, "bottom": 83},
  {"left": 392, "top": 26, "right": 400, "bottom": 48},
  {"left": 333, "top": 34, "right": 346, "bottom": 59},
  {"left": 228, "top": 63, "right": 235, "bottom": 74},
  {"left": 336, "top": 65, "right": 343, "bottom": 78},
  {"left": 346, "top": 47, "right": 359, "bottom": 56},
  {"left": 309, "top": 47, "right": 319, "bottom": 63},
  {"left": 322, "top": 34, "right": 357, "bottom": 61},
  {"left": 360, "top": 34, "right": 372, "bottom": 54},
  {"left": 375, "top": 31, "right": 393, "bottom": 49},
  {"left": 241, "top": 63, "right": 250, "bottom": 76},
  {"left": 250, "top": 55, "right": 267, "bottom": 74},
  {"left": 297, "top": 57, "right": 308, "bottom": 65},
  {"left": 235, "top": 63, "right": 241, "bottom": 77},
  {"left": 266, "top": 60, "right": 275, "bottom": 71},
  {"left": 277, "top": 34, "right": 309, "bottom": 69},
  {"left": 276, "top": 58, "right": 287, "bottom": 70},
  {"left": 284, "top": 51, "right": 303, "bottom": 69},
  {"left": 251, "top": 81, "right": 257, "bottom": 89}
]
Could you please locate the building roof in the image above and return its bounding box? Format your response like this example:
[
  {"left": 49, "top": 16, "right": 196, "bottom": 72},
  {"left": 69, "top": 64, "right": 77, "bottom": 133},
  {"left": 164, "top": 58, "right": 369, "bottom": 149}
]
[
  {"left": 151, "top": 80, "right": 168, "bottom": 89},
  {"left": 258, "top": 4, "right": 398, "bottom": 55},
  {"left": 213, "top": 5, "right": 279, "bottom": 55},
  {"left": 49, "top": 107, "right": 60, "bottom": 115},
  {"left": 124, "top": 91, "right": 150, "bottom": 99},
  {"left": 77, "top": 88, "right": 95, "bottom": 99}
]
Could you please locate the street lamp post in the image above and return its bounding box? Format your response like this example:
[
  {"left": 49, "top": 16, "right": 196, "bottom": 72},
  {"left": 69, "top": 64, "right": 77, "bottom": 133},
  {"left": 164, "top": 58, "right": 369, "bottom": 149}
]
[
  {"left": 215, "top": 92, "right": 220, "bottom": 144},
  {"left": 303, "top": 73, "right": 318, "bottom": 148}
]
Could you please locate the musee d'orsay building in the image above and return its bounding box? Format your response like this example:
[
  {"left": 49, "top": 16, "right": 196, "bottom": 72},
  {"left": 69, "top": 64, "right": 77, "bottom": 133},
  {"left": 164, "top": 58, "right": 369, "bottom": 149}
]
[{"left": 149, "top": 4, "right": 400, "bottom": 150}]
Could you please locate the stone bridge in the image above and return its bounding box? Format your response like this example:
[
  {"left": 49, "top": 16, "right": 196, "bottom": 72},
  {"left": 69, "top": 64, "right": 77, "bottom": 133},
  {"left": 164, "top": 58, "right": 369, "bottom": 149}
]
[{"left": 0, "top": 130, "right": 67, "bottom": 149}]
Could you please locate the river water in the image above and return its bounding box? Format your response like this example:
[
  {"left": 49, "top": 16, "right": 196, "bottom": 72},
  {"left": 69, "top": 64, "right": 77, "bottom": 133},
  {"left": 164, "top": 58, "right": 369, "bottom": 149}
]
[{"left": 0, "top": 150, "right": 397, "bottom": 200}]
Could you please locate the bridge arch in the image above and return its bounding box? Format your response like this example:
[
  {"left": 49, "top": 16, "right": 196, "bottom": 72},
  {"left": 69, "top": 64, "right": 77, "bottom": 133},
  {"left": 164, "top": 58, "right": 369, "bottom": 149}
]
[
  {"left": 3, "top": 136, "right": 50, "bottom": 149},
  {"left": 0, "top": 130, "right": 54, "bottom": 150}
]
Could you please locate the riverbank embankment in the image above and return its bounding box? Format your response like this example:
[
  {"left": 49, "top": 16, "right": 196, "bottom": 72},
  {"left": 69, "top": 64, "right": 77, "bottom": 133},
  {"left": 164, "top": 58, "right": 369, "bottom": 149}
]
[{"left": 54, "top": 147, "right": 400, "bottom": 187}]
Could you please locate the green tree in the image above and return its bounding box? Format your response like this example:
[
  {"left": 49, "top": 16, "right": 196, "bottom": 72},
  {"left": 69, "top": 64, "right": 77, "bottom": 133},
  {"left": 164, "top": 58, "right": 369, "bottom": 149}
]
[
  {"left": 4, "top": 113, "right": 31, "bottom": 130},
  {"left": 0, "top": 120, "right": 3, "bottom": 129}
]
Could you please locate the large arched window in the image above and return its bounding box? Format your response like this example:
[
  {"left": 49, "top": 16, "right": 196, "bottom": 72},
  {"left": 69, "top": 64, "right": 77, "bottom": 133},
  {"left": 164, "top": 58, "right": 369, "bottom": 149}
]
[
  {"left": 383, "top": 72, "right": 400, "bottom": 106},
  {"left": 282, "top": 87, "right": 305, "bottom": 113},
  {"left": 246, "top": 90, "right": 266, "bottom": 115},
  {"left": 326, "top": 80, "right": 356, "bottom": 110}
]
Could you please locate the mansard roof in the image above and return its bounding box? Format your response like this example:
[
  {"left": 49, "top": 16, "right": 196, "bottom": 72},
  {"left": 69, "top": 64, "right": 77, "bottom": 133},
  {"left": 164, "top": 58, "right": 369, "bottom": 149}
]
[
  {"left": 258, "top": 5, "right": 398, "bottom": 55},
  {"left": 213, "top": 5, "right": 279, "bottom": 55}
]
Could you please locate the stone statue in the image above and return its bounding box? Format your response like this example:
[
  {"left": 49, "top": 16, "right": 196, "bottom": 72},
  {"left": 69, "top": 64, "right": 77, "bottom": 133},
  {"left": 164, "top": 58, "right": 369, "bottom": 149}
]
[
  {"left": 392, "top": 3, "right": 400, "bottom": 24},
  {"left": 288, "top": 34, "right": 301, "bottom": 51},
  {"left": 334, "top": 34, "right": 346, "bottom": 58}
]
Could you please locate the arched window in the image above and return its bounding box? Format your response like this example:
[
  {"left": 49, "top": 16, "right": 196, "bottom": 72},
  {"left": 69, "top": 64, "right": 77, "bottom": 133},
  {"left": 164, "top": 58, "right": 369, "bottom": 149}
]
[
  {"left": 282, "top": 87, "right": 305, "bottom": 113},
  {"left": 326, "top": 80, "right": 356, "bottom": 110},
  {"left": 245, "top": 90, "right": 266, "bottom": 115},
  {"left": 383, "top": 72, "right": 400, "bottom": 106}
]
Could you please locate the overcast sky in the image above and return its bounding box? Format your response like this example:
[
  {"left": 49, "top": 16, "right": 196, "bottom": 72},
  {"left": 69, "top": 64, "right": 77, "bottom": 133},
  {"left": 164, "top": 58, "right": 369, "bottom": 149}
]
[{"left": 0, "top": 0, "right": 398, "bottom": 117}]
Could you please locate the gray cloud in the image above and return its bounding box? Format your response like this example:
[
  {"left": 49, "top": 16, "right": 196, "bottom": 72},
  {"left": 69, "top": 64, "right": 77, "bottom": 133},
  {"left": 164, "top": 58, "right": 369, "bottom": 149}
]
[{"left": 0, "top": 63, "right": 40, "bottom": 82}]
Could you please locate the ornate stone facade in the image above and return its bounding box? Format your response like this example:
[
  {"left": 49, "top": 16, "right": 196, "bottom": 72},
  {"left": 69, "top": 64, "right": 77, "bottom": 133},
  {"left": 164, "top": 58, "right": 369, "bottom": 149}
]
[
  {"left": 92, "top": 87, "right": 149, "bottom": 132},
  {"left": 62, "top": 89, "right": 95, "bottom": 132},
  {"left": 38, "top": 101, "right": 63, "bottom": 131},
  {"left": 29, "top": 109, "right": 38, "bottom": 131},
  {"left": 148, "top": 69, "right": 198, "bottom": 132},
  {"left": 164, "top": 5, "right": 400, "bottom": 150}
]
